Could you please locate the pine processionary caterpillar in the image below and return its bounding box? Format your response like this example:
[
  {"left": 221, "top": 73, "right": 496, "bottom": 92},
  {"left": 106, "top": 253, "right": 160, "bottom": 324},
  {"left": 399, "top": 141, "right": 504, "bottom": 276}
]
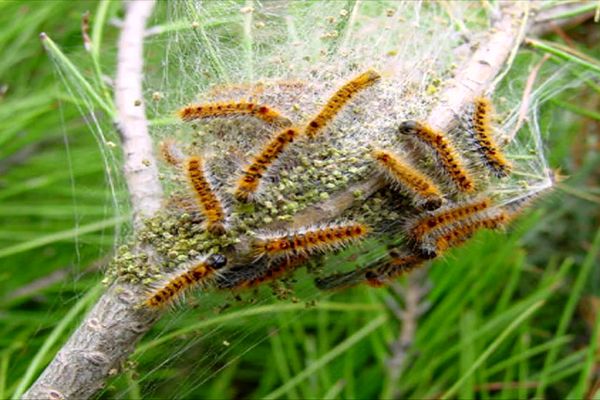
[
  {"left": 254, "top": 223, "right": 370, "bottom": 259},
  {"left": 233, "top": 256, "right": 308, "bottom": 289},
  {"left": 364, "top": 254, "right": 424, "bottom": 287},
  {"left": 305, "top": 69, "right": 381, "bottom": 138},
  {"left": 234, "top": 127, "right": 300, "bottom": 202},
  {"left": 372, "top": 148, "right": 443, "bottom": 210},
  {"left": 178, "top": 101, "right": 292, "bottom": 127},
  {"left": 398, "top": 120, "right": 475, "bottom": 192},
  {"left": 470, "top": 97, "right": 512, "bottom": 177},
  {"left": 159, "top": 139, "right": 184, "bottom": 167},
  {"left": 434, "top": 211, "right": 508, "bottom": 255},
  {"left": 185, "top": 156, "right": 227, "bottom": 235},
  {"left": 408, "top": 197, "right": 492, "bottom": 243},
  {"left": 144, "top": 254, "right": 227, "bottom": 308},
  {"left": 314, "top": 253, "right": 423, "bottom": 290}
]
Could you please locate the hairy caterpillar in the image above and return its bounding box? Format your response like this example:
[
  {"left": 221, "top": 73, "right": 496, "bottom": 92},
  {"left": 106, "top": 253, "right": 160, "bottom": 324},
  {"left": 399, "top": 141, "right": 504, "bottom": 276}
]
[
  {"left": 254, "top": 223, "right": 370, "bottom": 259},
  {"left": 178, "top": 101, "right": 292, "bottom": 127},
  {"left": 144, "top": 255, "right": 227, "bottom": 308},
  {"left": 398, "top": 120, "right": 475, "bottom": 192},
  {"left": 314, "top": 253, "right": 424, "bottom": 290},
  {"left": 159, "top": 139, "right": 184, "bottom": 167},
  {"left": 469, "top": 97, "right": 512, "bottom": 177},
  {"left": 305, "top": 69, "right": 381, "bottom": 138},
  {"left": 372, "top": 148, "right": 443, "bottom": 210},
  {"left": 185, "top": 156, "right": 227, "bottom": 235},
  {"left": 233, "top": 256, "right": 308, "bottom": 289},
  {"left": 433, "top": 211, "right": 509, "bottom": 255},
  {"left": 235, "top": 127, "right": 300, "bottom": 202},
  {"left": 364, "top": 254, "right": 425, "bottom": 287}
]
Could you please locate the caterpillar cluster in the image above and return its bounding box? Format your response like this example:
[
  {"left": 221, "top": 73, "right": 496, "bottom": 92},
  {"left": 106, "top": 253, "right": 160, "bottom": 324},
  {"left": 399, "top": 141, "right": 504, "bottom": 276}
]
[{"left": 137, "top": 67, "right": 542, "bottom": 307}]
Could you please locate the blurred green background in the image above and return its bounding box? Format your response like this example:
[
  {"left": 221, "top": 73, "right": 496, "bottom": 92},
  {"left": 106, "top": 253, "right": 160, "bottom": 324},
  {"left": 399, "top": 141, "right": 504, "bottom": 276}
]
[{"left": 1, "top": 1, "right": 599, "bottom": 399}]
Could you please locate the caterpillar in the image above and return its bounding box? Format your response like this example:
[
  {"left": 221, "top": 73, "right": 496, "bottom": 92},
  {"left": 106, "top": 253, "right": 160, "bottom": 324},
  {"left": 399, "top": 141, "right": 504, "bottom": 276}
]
[
  {"left": 433, "top": 211, "right": 509, "bottom": 255},
  {"left": 144, "top": 254, "right": 227, "bottom": 308},
  {"left": 159, "top": 139, "right": 184, "bottom": 167},
  {"left": 469, "top": 97, "right": 512, "bottom": 177},
  {"left": 372, "top": 148, "right": 443, "bottom": 210},
  {"left": 314, "top": 253, "right": 423, "bottom": 290},
  {"left": 364, "top": 254, "right": 425, "bottom": 287},
  {"left": 398, "top": 120, "right": 475, "bottom": 192},
  {"left": 185, "top": 156, "right": 227, "bottom": 235},
  {"left": 233, "top": 256, "right": 308, "bottom": 289},
  {"left": 178, "top": 101, "right": 292, "bottom": 127},
  {"left": 305, "top": 69, "right": 381, "bottom": 138},
  {"left": 234, "top": 127, "right": 300, "bottom": 202},
  {"left": 254, "top": 223, "right": 370, "bottom": 259},
  {"left": 408, "top": 197, "right": 492, "bottom": 243}
]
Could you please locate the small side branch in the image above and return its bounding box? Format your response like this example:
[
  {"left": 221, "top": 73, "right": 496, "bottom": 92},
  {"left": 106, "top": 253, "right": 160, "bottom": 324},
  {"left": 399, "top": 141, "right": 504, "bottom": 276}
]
[{"left": 384, "top": 269, "right": 430, "bottom": 399}]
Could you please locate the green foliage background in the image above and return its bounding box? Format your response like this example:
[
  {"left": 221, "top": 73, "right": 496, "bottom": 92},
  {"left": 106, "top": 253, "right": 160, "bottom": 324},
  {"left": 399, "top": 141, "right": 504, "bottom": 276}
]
[{"left": 1, "top": 1, "right": 599, "bottom": 399}]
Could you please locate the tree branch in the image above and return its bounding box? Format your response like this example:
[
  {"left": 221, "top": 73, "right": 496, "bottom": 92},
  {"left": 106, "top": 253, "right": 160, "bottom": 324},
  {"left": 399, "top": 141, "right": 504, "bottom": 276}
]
[{"left": 23, "top": 2, "right": 160, "bottom": 399}]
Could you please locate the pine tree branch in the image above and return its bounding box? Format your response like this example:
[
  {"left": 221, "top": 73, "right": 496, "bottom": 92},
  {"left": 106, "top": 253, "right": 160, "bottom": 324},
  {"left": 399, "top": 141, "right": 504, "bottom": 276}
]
[{"left": 23, "top": 2, "right": 160, "bottom": 399}]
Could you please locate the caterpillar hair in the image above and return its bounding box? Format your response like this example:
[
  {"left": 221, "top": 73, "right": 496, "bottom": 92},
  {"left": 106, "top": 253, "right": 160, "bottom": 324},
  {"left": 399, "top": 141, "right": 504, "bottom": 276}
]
[
  {"left": 398, "top": 120, "right": 475, "bottom": 192},
  {"left": 144, "top": 254, "right": 227, "bottom": 308},
  {"left": 305, "top": 69, "right": 381, "bottom": 138}
]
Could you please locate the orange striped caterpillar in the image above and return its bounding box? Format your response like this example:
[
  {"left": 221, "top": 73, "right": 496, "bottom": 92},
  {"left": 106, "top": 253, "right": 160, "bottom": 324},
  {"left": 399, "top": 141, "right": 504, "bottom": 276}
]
[
  {"left": 364, "top": 254, "right": 425, "bottom": 287},
  {"left": 398, "top": 120, "right": 475, "bottom": 192},
  {"left": 178, "top": 101, "right": 292, "bottom": 127},
  {"left": 159, "top": 139, "right": 184, "bottom": 167},
  {"left": 315, "top": 253, "right": 423, "bottom": 290},
  {"left": 254, "top": 223, "right": 370, "bottom": 259},
  {"left": 372, "top": 148, "right": 443, "bottom": 210},
  {"left": 408, "top": 197, "right": 492, "bottom": 241},
  {"left": 185, "top": 156, "right": 227, "bottom": 235},
  {"left": 232, "top": 256, "right": 308, "bottom": 289},
  {"left": 235, "top": 127, "right": 300, "bottom": 202},
  {"left": 433, "top": 210, "right": 508, "bottom": 255},
  {"left": 144, "top": 254, "right": 227, "bottom": 308},
  {"left": 469, "top": 97, "right": 512, "bottom": 177},
  {"left": 305, "top": 69, "right": 381, "bottom": 138}
]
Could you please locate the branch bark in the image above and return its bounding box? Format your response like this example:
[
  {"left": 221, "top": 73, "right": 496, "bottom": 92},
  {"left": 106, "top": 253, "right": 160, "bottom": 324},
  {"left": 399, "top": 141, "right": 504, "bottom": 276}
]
[{"left": 24, "top": 2, "right": 560, "bottom": 399}]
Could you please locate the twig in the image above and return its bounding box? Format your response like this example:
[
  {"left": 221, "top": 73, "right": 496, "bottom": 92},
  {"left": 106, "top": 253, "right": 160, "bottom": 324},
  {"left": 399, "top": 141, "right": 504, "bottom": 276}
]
[
  {"left": 509, "top": 53, "right": 550, "bottom": 141},
  {"left": 530, "top": 1, "right": 597, "bottom": 37},
  {"left": 3, "top": 257, "right": 106, "bottom": 304},
  {"left": 384, "top": 269, "right": 429, "bottom": 399}
]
